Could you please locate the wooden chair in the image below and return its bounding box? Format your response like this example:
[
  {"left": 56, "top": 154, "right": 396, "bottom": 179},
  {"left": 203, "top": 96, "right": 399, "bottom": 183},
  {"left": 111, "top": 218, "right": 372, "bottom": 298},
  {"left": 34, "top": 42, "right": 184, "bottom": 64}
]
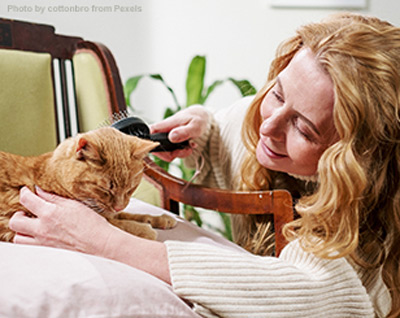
[
  {"left": 143, "top": 157, "right": 294, "bottom": 256},
  {"left": 0, "top": 18, "right": 125, "bottom": 156},
  {"left": 0, "top": 18, "right": 294, "bottom": 256}
]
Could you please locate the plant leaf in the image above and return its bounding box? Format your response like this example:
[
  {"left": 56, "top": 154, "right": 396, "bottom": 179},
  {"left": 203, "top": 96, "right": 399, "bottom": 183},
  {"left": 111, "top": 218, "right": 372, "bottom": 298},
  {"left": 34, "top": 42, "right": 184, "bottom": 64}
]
[
  {"left": 178, "top": 160, "right": 195, "bottom": 181},
  {"left": 149, "top": 74, "right": 181, "bottom": 108},
  {"left": 151, "top": 155, "right": 170, "bottom": 171},
  {"left": 184, "top": 205, "right": 203, "bottom": 227},
  {"left": 124, "top": 75, "right": 144, "bottom": 107},
  {"left": 186, "top": 56, "right": 206, "bottom": 107},
  {"left": 229, "top": 78, "right": 257, "bottom": 97},
  {"left": 218, "top": 212, "right": 233, "bottom": 241},
  {"left": 163, "top": 107, "right": 176, "bottom": 119},
  {"left": 124, "top": 74, "right": 181, "bottom": 110},
  {"left": 201, "top": 79, "right": 224, "bottom": 104}
]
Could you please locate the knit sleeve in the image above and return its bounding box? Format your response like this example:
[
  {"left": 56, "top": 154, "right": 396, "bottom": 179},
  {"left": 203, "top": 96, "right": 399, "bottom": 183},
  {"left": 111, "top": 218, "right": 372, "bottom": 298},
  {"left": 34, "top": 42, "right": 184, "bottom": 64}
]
[
  {"left": 165, "top": 240, "right": 375, "bottom": 318},
  {"left": 181, "top": 109, "right": 219, "bottom": 188},
  {"left": 182, "top": 97, "right": 253, "bottom": 189}
]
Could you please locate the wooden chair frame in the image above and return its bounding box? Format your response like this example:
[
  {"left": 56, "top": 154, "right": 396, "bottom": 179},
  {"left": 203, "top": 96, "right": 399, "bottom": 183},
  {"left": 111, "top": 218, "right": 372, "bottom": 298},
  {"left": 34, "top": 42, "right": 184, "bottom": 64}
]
[{"left": 143, "top": 157, "right": 294, "bottom": 256}]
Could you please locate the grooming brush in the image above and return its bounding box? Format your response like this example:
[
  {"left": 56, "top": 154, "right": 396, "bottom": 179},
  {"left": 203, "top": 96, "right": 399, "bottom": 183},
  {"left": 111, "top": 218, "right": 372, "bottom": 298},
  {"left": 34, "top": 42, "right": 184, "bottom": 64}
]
[{"left": 111, "top": 116, "right": 189, "bottom": 152}]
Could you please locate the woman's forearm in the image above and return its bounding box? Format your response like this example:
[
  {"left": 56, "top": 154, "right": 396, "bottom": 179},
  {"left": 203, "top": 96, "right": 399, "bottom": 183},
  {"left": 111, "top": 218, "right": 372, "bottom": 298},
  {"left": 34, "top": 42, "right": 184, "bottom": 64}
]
[{"left": 102, "top": 227, "right": 171, "bottom": 284}]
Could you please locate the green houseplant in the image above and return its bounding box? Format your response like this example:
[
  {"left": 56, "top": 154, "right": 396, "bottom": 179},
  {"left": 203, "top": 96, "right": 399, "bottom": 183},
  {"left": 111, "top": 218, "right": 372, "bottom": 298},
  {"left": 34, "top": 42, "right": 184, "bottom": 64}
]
[{"left": 124, "top": 55, "right": 256, "bottom": 240}]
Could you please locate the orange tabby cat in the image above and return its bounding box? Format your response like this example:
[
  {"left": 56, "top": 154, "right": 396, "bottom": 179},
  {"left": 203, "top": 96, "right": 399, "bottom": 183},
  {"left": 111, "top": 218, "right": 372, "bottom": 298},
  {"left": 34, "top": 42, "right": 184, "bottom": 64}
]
[{"left": 0, "top": 127, "right": 176, "bottom": 242}]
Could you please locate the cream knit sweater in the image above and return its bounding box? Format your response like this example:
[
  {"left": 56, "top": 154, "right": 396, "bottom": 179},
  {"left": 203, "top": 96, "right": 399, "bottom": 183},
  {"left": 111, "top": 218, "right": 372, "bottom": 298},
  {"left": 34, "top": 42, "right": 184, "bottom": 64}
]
[
  {"left": 167, "top": 97, "right": 391, "bottom": 317},
  {"left": 166, "top": 239, "right": 379, "bottom": 317}
]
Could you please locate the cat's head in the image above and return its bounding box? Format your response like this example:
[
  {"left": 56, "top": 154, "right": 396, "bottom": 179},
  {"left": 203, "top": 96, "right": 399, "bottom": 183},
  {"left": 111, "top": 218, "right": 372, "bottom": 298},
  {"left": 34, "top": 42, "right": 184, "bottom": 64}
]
[{"left": 51, "top": 127, "right": 158, "bottom": 213}]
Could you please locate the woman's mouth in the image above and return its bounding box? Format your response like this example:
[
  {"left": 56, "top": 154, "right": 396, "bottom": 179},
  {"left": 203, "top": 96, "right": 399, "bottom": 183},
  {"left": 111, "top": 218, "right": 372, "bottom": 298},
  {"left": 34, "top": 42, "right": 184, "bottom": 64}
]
[{"left": 261, "top": 142, "right": 287, "bottom": 159}]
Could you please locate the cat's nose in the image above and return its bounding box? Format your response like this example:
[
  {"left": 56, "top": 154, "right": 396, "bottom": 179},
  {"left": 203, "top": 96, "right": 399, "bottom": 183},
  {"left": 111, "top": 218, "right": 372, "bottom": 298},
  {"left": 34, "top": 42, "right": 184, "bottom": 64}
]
[{"left": 114, "top": 205, "right": 125, "bottom": 212}]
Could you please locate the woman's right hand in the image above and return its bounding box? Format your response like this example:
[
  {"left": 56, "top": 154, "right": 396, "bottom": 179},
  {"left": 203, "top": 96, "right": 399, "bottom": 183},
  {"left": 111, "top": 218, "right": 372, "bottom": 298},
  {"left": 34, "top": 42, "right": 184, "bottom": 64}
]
[
  {"left": 149, "top": 105, "right": 209, "bottom": 162},
  {"left": 9, "top": 187, "right": 115, "bottom": 256}
]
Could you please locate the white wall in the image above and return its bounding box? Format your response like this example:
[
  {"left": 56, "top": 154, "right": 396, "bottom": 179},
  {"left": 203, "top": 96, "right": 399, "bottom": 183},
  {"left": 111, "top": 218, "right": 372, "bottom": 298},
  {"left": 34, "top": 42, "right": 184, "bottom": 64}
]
[{"left": 2, "top": 0, "right": 399, "bottom": 122}]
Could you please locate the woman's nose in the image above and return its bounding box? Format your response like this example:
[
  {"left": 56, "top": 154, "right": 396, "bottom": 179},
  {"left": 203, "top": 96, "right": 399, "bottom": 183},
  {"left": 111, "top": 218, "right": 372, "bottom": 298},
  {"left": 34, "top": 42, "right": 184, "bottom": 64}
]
[{"left": 260, "top": 112, "right": 286, "bottom": 142}]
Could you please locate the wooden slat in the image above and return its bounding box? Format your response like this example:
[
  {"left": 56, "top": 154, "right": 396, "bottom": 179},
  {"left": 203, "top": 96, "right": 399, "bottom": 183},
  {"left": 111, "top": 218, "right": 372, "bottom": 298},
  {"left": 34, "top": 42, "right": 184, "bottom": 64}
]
[{"left": 143, "top": 157, "right": 294, "bottom": 256}]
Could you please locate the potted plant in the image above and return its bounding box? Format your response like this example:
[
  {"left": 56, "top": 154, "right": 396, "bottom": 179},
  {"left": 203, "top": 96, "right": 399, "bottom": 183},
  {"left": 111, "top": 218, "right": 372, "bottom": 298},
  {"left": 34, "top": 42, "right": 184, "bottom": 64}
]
[{"left": 124, "top": 55, "right": 257, "bottom": 240}]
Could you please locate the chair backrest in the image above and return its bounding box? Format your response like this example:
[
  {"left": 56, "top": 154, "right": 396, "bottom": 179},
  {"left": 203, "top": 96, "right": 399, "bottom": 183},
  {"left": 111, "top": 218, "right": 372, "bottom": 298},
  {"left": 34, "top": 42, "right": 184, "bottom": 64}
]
[
  {"left": 143, "top": 157, "right": 294, "bottom": 256},
  {"left": 0, "top": 18, "right": 126, "bottom": 156}
]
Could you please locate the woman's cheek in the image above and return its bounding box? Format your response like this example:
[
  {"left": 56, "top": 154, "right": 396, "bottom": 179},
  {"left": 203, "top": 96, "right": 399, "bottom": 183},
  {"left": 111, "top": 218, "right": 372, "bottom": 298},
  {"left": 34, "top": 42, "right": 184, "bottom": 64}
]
[{"left": 287, "top": 140, "right": 321, "bottom": 175}]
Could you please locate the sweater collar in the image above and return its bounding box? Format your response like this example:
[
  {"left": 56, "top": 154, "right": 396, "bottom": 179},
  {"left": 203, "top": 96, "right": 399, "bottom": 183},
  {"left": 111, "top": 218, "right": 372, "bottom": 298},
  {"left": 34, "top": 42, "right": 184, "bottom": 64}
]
[{"left": 287, "top": 172, "right": 318, "bottom": 183}]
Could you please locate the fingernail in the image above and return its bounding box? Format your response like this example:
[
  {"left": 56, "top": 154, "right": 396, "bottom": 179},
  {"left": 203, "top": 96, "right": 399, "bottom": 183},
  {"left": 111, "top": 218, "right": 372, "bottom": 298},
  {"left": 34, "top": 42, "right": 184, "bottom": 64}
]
[
  {"left": 169, "top": 131, "right": 178, "bottom": 140},
  {"left": 20, "top": 186, "right": 28, "bottom": 193}
]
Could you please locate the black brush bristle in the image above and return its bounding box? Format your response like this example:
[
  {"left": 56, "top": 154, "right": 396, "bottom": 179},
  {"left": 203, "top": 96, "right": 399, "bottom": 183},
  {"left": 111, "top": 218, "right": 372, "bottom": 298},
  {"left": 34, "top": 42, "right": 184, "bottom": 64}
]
[
  {"left": 110, "top": 115, "right": 189, "bottom": 152},
  {"left": 111, "top": 117, "right": 150, "bottom": 139}
]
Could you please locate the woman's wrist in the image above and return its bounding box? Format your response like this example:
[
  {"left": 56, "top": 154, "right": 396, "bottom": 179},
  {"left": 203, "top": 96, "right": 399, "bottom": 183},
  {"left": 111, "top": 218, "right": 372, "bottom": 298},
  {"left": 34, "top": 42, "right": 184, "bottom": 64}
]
[{"left": 100, "top": 226, "right": 172, "bottom": 284}]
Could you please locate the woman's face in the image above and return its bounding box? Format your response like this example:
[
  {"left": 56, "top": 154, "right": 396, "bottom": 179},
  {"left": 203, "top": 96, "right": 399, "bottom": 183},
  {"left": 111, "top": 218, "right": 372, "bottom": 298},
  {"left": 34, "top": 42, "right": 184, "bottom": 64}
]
[{"left": 256, "top": 48, "right": 338, "bottom": 177}]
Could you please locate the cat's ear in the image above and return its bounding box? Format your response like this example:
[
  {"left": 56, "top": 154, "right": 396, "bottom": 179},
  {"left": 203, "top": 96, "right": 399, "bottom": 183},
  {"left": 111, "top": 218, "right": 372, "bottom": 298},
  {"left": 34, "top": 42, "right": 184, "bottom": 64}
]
[
  {"left": 76, "top": 137, "right": 102, "bottom": 162},
  {"left": 133, "top": 138, "right": 159, "bottom": 159}
]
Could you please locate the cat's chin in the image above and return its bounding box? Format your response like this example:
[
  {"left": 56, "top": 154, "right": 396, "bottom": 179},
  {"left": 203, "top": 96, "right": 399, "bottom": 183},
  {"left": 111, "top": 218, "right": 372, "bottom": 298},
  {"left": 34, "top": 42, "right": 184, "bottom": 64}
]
[{"left": 80, "top": 199, "right": 112, "bottom": 215}]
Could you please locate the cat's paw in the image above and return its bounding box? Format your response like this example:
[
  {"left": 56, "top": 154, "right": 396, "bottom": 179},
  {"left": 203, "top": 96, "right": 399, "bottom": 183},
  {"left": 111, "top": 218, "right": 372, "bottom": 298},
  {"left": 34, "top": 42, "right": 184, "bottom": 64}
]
[
  {"left": 146, "top": 214, "right": 177, "bottom": 229},
  {"left": 136, "top": 224, "right": 158, "bottom": 240},
  {"left": 123, "top": 222, "right": 158, "bottom": 240},
  {"left": 111, "top": 212, "right": 177, "bottom": 230}
]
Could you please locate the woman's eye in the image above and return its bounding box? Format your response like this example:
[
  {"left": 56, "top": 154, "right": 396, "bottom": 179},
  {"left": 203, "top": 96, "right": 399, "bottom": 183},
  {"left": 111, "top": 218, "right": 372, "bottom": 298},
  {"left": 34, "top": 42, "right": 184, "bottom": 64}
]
[
  {"left": 293, "top": 118, "right": 314, "bottom": 142},
  {"left": 272, "top": 90, "right": 284, "bottom": 103}
]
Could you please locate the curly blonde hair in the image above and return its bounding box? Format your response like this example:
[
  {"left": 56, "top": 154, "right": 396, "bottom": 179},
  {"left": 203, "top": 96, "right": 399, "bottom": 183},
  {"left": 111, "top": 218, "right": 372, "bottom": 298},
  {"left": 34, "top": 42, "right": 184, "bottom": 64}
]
[{"left": 240, "top": 13, "right": 400, "bottom": 317}]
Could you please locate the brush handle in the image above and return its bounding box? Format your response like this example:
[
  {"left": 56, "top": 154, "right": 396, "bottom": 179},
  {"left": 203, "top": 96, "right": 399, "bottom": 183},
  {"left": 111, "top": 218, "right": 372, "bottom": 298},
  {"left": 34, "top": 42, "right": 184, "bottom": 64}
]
[
  {"left": 150, "top": 132, "right": 190, "bottom": 152},
  {"left": 111, "top": 116, "right": 190, "bottom": 152}
]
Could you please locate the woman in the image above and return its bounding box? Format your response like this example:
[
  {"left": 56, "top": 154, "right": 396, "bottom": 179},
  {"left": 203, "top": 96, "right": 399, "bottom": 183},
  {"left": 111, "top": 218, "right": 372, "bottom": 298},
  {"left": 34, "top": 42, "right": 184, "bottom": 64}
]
[{"left": 9, "top": 13, "right": 399, "bottom": 317}]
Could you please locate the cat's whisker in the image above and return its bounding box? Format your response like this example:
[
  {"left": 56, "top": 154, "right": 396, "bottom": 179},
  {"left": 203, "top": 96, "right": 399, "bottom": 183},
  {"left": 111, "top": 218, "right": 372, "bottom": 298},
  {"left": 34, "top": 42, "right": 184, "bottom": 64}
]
[
  {"left": 81, "top": 198, "right": 109, "bottom": 215},
  {"left": 98, "top": 118, "right": 111, "bottom": 128},
  {"left": 135, "top": 167, "right": 146, "bottom": 178}
]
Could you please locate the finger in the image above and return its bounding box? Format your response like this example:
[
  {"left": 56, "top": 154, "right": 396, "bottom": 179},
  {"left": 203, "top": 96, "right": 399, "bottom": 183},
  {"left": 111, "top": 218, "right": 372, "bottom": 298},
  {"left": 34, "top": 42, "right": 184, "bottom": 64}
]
[
  {"left": 152, "top": 148, "right": 193, "bottom": 162},
  {"left": 150, "top": 115, "right": 190, "bottom": 134},
  {"left": 8, "top": 211, "right": 38, "bottom": 236},
  {"left": 35, "top": 186, "right": 66, "bottom": 204},
  {"left": 19, "top": 186, "right": 50, "bottom": 217},
  {"left": 169, "top": 147, "right": 193, "bottom": 158},
  {"left": 168, "top": 127, "right": 192, "bottom": 143},
  {"left": 13, "top": 232, "right": 38, "bottom": 245},
  {"left": 150, "top": 152, "right": 176, "bottom": 162},
  {"left": 168, "top": 118, "right": 206, "bottom": 142}
]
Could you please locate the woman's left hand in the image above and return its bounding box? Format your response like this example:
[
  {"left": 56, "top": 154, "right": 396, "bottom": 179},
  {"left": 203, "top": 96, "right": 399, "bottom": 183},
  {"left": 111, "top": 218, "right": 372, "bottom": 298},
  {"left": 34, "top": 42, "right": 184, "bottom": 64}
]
[{"left": 9, "top": 186, "right": 115, "bottom": 256}]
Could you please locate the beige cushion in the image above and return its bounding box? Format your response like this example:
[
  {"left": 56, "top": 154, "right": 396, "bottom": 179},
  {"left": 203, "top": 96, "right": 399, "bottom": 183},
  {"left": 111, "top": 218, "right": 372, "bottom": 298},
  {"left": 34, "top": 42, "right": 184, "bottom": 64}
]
[
  {"left": 73, "top": 51, "right": 111, "bottom": 132},
  {"left": 0, "top": 49, "right": 57, "bottom": 156}
]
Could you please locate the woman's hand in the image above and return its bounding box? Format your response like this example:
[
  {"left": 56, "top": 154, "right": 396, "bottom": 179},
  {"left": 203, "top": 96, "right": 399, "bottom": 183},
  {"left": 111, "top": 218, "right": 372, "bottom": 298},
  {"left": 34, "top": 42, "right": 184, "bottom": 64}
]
[
  {"left": 150, "top": 105, "right": 209, "bottom": 162},
  {"left": 9, "top": 187, "right": 115, "bottom": 256},
  {"left": 10, "top": 187, "right": 172, "bottom": 284}
]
